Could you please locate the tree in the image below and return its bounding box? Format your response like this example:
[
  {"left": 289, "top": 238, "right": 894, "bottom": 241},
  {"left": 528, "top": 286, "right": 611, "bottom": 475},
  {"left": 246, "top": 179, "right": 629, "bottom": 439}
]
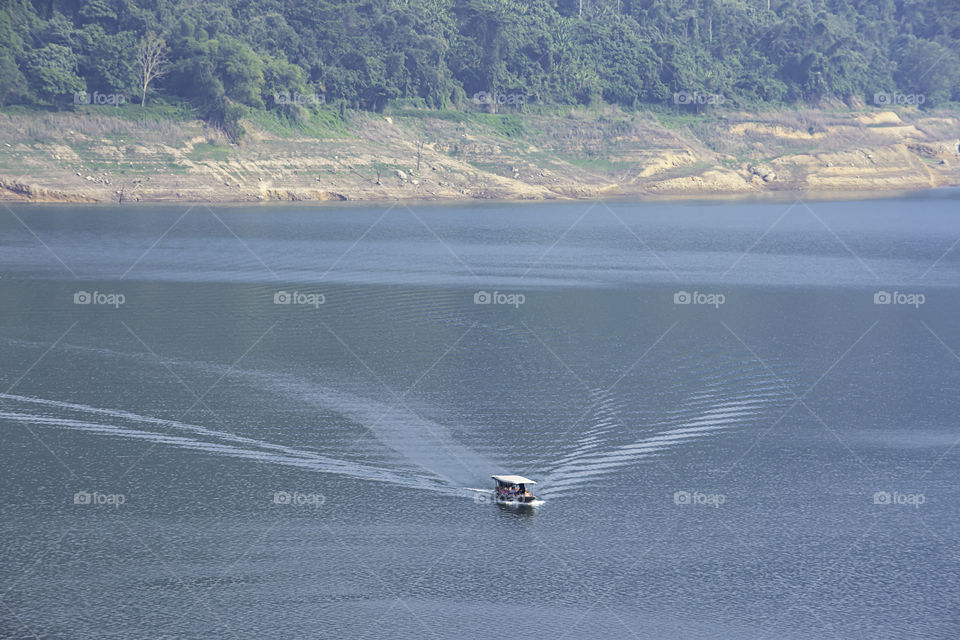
[
  {"left": 416, "top": 139, "right": 426, "bottom": 171},
  {"left": 0, "top": 52, "right": 29, "bottom": 105},
  {"left": 136, "top": 32, "right": 169, "bottom": 106},
  {"left": 4, "top": 0, "right": 960, "bottom": 116},
  {"left": 24, "top": 44, "right": 84, "bottom": 103},
  {"left": 893, "top": 35, "right": 960, "bottom": 106},
  {"left": 215, "top": 37, "right": 266, "bottom": 107},
  {"left": 79, "top": 26, "right": 137, "bottom": 95}
]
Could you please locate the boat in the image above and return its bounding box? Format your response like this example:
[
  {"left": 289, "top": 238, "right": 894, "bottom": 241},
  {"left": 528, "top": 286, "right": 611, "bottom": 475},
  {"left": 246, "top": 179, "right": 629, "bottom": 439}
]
[{"left": 491, "top": 475, "right": 537, "bottom": 504}]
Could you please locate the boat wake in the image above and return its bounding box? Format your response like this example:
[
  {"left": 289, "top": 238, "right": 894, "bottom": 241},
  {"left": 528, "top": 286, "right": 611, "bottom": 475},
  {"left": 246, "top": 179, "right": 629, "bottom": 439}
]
[
  {"left": 538, "top": 395, "right": 774, "bottom": 498},
  {"left": 0, "top": 392, "right": 462, "bottom": 494},
  {"left": 537, "top": 352, "right": 791, "bottom": 498},
  {"left": 1, "top": 335, "right": 791, "bottom": 502},
  {"left": 0, "top": 337, "right": 500, "bottom": 497}
]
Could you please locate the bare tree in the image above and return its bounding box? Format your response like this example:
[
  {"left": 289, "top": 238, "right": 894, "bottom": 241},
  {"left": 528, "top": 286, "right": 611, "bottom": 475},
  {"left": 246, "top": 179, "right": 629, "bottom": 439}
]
[
  {"left": 115, "top": 179, "right": 142, "bottom": 204},
  {"left": 137, "top": 32, "right": 169, "bottom": 107},
  {"left": 415, "top": 140, "right": 426, "bottom": 172}
]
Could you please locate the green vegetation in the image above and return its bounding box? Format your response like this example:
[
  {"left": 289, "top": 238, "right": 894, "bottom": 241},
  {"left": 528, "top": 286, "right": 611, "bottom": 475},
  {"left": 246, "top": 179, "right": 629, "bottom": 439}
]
[
  {"left": 187, "top": 142, "right": 232, "bottom": 162},
  {"left": 243, "top": 107, "right": 348, "bottom": 138},
  {"left": 2, "top": 1, "right": 959, "bottom": 142}
]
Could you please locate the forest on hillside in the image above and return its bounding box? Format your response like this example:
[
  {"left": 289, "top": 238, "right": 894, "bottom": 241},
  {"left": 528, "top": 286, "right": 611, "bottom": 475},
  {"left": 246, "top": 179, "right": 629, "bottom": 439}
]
[{"left": 2, "top": 0, "right": 959, "bottom": 134}]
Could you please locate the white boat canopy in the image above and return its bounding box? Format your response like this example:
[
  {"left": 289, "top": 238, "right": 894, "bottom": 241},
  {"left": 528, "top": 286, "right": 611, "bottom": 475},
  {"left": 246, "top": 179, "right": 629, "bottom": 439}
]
[{"left": 492, "top": 475, "right": 536, "bottom": 485}]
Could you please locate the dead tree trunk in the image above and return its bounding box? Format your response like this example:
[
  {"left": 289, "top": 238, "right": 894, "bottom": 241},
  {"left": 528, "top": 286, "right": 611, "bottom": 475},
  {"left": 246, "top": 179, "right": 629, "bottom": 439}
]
[{"left": 416, "top": 140, "right": 425, "bottom": 172}]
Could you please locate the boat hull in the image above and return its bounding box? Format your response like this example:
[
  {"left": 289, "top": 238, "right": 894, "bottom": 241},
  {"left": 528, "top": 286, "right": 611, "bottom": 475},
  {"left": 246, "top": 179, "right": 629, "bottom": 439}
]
[{"left": 495, "top": 495, "right": 537, "bottom": 504}]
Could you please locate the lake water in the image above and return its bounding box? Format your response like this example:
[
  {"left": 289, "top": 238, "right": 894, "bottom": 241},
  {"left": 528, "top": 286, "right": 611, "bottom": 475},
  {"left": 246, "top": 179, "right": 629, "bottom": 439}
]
[{"left": 1, "top": 192, "right": 959, "bottom": 639}]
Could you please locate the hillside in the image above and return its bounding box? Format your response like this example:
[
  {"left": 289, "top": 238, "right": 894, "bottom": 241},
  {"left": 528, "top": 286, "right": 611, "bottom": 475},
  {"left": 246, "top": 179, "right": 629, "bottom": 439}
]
[
  {"left": 4, "top": 1, "right": 959, "bottom": 203},
  {"left": 2, "top": 1, "right": 959, "bottom": 135},
  {"left": 2, "top": 105, "right": 958, "bottom": 203}
]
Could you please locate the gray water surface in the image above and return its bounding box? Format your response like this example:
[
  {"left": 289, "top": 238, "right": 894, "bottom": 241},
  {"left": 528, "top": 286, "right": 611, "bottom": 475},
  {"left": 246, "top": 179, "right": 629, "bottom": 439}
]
[{"left": 2, "top": 193, "right": 959, "bottom": 639}]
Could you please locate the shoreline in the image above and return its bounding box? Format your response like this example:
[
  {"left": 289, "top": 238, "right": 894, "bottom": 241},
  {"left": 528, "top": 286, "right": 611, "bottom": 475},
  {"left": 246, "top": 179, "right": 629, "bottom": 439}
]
[
  {"left": 3, "top": 106, "right": 959, "bottom": 206},
  {"left": 6, "top": 186, "right": 958, "bottom": 209}
]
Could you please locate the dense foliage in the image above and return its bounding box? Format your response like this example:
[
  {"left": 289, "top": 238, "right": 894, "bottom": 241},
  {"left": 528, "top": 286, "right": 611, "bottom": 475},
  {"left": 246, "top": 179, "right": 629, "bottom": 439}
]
[{"left": 2, "top": 0, "right": 959, "bottom": 128}]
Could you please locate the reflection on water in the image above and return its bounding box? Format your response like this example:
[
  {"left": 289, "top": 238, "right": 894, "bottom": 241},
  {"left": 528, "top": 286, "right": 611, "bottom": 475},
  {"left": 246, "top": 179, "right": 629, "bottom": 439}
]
[{"left": 495, "top": 502, "right": 539, "bottom": 519}]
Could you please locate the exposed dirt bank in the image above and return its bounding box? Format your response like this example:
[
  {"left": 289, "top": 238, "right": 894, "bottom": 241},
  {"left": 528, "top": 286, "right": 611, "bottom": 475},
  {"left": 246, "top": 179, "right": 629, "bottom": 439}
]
[{"left": 1, "top": 107, "right": 958, "bottom": 204}]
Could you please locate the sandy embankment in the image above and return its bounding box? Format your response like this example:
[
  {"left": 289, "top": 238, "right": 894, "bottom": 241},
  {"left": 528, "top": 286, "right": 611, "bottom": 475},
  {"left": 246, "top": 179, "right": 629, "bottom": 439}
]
[{"left": 1, "top": 108, "right": 958, "bottom": 204}]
